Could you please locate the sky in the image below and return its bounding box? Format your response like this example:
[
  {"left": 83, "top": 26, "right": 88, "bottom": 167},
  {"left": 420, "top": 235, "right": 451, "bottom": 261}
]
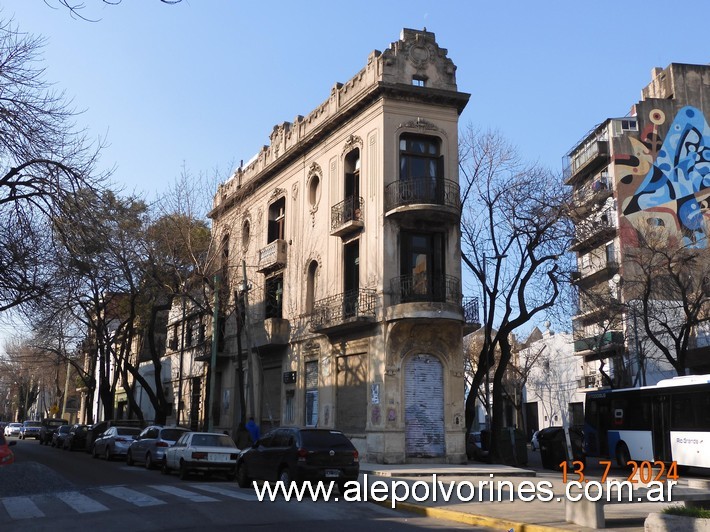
[{"left": 1, "top": 0, "right": 709, "bottom": 341}]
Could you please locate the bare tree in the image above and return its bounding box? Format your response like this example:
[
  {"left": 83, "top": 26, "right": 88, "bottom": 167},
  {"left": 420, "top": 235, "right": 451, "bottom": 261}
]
[
  {"left": 48, "top": 1, "right": 182, "bottom": 22},
  {"left": 459, "top": 127, "right": 572, "bottom": 463},
  {"left": 622, "top": 222, "right": 710, "bottom": 377},
  {"left": 0, "top": 18, "right": 104, "bottom": 312}
]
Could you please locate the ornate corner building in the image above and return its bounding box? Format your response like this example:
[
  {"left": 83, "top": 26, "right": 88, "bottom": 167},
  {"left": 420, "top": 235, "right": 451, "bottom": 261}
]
[
  {"left": 207, "top": 29, "right": 475, "bottom": 463},
  {"left": 567, "top": 63, "right": 710, "bottom": 389}
]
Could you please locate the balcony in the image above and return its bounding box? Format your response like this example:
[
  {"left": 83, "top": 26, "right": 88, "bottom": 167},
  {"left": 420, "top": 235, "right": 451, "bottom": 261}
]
[
  {"left": 569, "top": 175, "right": 613, "bottom": 219},
  {"left": 462, "top": 297, "right": 481, "bottom": 334},
  {"left": 578, "top": 373, "right": 602, "bottom": 389},
  {"left": 330, "top": 196, "right": 364, "bottom": 238},
  {"left": 257, "top": 239, "right": 288, "bottom": 273},
  {"left": 569, "top": 212, "right": 617, "bottom": 252},
  {"left": 252, "top": 318, "right": 290, "bottom": 350},
  {"left": 575, "top": 260, "right": 619, "bottom": 287},
  {"left": 310, "top": 289, "right": 377, "bottom": 335},
  {"left": 573, "top": 330, "right": 624, "bottom": 357},
  {"left": 384, "top": 178, "right": 460, "bottom": 222},
  {"left": 564, "top": 140, "right": 609, "bottom": 185}
]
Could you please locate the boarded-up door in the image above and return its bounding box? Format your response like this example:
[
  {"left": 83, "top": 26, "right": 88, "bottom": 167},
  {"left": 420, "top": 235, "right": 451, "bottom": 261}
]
[
  {"left": 336, "top": 354, "right": 367, "bottom": 432},
  {"left": 405, "top": 354, "right": 444, "bottom": 457}
]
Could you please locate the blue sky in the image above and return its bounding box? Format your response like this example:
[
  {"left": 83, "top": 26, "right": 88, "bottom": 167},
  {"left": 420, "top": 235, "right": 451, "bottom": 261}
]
[
  {"left": 6, "top": 1, "right": 710, "bottom": 199},
  {"left": 1, "top": 1, "right": 708, "bottom": 343}
]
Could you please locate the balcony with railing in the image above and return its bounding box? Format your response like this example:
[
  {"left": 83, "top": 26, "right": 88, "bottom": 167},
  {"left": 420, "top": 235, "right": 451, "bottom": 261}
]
[
  {"left": 257, "top": 239, "right": 288, "bottom": 273},
  {"left": 462, "top": 297, "right": 481, "bottom": 334},
  {"left": 252, "top": 317, "right": 290, "bottom": 350},
  {"left": 569, "top": 211, "right": 617, "bottom": 252},
  {"left": 564, "top": 139, "right": 609, "bottom": 185},
  {"left": 310, "top": 289, "right": 377, "bottom": 335},
  {"left": 578, "top": 373, "right": 602, "bottom": 389},
  {"left": 384, "top": 177, "right": 460, "bottom": 221},
  {"left": 570, "top": 174, "right": 613, "bottom": 218},
  {"left": 573, "top": 330, "right": 624, "bottom": 357},
  {"left": 330, "top": 196, "right": 364, "bottom": 238}
]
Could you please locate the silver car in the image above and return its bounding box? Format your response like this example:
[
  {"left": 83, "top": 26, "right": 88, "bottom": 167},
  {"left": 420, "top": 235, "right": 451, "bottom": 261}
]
[
  {"left": 4, "top": 423, "right": 22, "bottom": 437},
  {"left": 92, "top": 426, "right": 142, "bottom": 460},
  {"left": 127, "top": 425, "right": 190, "bottom": 469}
]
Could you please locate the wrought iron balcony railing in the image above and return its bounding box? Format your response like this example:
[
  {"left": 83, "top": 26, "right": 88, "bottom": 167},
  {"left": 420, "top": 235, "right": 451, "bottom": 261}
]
[
  {"left": 310, "top": 289, "right": 376, "bottom": 331},
  {"left": 390, "top": 273, "right": 461, "bottom": 305},
  {"left": 384, "top": 178, "right": 460, "bottom": 212},
  {"left": 331, "top": 196, "right": 364, "bottom": 232},
  {"left": 257, "top": 239, "right": 288, "bottom": 273}
]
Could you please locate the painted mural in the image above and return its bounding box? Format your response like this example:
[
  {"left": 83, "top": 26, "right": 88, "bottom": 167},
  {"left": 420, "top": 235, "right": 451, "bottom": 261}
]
[{"left": 617, "top": 106, "right": 710, "bottom": 248}]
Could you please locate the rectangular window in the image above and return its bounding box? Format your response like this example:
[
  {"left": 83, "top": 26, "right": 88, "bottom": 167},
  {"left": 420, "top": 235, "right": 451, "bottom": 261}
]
[
  {"left": 268, "top": 197, "right": 286, "bottom": 242},
  {"left": 265, "top": 275, "right": 284, "bottom": 319},
  {"left": 412, "top": 76, "right": 425, "bottom": 87},
  {"left": 400, "top": 231, "right": 445, "bottom": 302},
  {"left": 284, "top": 390, "right": 295, "bottom": 424},
  {"left": 305, "top": 360, "right": 319, "bottom": 427}
]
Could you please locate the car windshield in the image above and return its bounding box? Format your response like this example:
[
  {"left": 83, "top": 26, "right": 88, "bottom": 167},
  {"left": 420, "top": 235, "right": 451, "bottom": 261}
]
[
  {"left": 161, "top": 429, "right": 187, "bottom": 441},
  {"left": 24, "top": 421, "right": 41, "bottom": 427},
  {"left": 300, "top": 430, "right": 353, "bottom": 448},
  {"left": 116, "top": 428, "right": 141, "bottom": 436},
  {"left": 191, "top": 434, "right": 236, "bottom": 448}
]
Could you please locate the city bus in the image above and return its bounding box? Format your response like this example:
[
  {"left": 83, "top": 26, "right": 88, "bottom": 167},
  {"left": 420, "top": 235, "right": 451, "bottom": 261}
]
[{"left": 584, "top": 374, "right": 710, "bottom": 469}]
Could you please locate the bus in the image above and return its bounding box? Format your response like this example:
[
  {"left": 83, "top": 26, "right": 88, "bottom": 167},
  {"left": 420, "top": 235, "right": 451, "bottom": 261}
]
[{"left": 584, "top": 374, "right": 710, "bottom": 469}]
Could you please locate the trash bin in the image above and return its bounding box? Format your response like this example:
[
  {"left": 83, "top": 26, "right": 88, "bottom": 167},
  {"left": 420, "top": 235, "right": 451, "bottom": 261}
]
[{"left": 537, "top": 427, "right": 584, "bottom": 470}]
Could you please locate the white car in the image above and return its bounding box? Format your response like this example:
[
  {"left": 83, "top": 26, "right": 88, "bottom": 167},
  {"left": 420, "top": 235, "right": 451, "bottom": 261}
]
[
  {"left": 162, "top": 432, "right": 239, "bottom": 480},
  {"left": 4, "top": 423, "right": 22, "bottom": 437}
]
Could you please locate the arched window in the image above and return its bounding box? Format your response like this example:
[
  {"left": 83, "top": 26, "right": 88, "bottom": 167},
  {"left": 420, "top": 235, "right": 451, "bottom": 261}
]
[{"left": 306, "top": 260, "right": 318, "bottom": 314}]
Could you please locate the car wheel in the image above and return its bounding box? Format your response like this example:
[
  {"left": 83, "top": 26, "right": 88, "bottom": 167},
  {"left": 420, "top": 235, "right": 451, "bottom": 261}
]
[
  {"left": 126, "top": 450, "right": 134, "bottom": 466},
  {"left": 236, "top": 463, "right": 250, "bottom": 488},
  {"left": 145, "top": 453, "right": 153, "bottom": 470},
  {"left": 278, "top": 467, "right": 292, "bottom": 485},
  {"left": 105, "top": 447, "right": 111, "bottom": 461},
  {"left": 179, "top": 461, "right": 189, "bottom": 480}
]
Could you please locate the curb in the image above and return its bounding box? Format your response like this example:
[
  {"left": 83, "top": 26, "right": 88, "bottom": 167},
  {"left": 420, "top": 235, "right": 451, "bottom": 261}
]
[
  {"left": 372, "top": 499, "right": 568, "bottom": 532},
  {"left": 366, "top": 469, "right": 537, "bottom": 478}
]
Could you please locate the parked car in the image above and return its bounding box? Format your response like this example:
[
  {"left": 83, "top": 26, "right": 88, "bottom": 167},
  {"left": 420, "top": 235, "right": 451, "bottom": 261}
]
[
  {"left": 162, "top": 432, "right": 239, "bottom": 480},
  {"left": 530, "top": 430, "right": 540, "bottom": 451},
  {"left": 236, "top": 428, "right": 359, "bottom": 493},
  {"left": 4, "top": 423, "right": 22, "bottom": 437},
  {"left": 127, "top": 425, "right": 190, "bottom": 469},
  {"left": 93, "top": 426, "right": 142, "bottom": 461},
  {"left": 19, "top": 420, "right": 41, "bottom": 440},
  {"left": 86, "top": 419, "right": 144, "bottom": 453},
  {"left": 0, "top": 434, "right": 16, "bottom": 466},
  {"left": 39, "top": 418, "right": 69, "bottom": 445},
  {"left": 51, "top": 425, "right": 72, "bottom": 448},
  {"left": 63, "top": 424, "right": 89, "bottom": 451},
  {"left": 537, "top": 426, "right": 584, "bottom": 470}
]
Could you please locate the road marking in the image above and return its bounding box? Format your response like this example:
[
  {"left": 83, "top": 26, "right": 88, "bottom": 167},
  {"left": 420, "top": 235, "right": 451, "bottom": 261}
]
[
  {"left": 2, "top": 496, "right": 44, "bottom": 519},
  {"left": 100, "top": 486, "right": 165, "bottom": 507},
  {"left": 189, "top": 484, "right": 259, "bottom": 501},
  {"left": 148, "top": 485, "right": 218, "bottom": 503},
  {"left": 56, "top": 491, "right": 109, "bottom": 513}
]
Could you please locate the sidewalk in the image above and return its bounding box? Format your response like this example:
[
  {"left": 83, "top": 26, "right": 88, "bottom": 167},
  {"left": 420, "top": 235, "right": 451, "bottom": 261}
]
[{"left": 358, "top": 449, "right": 684, "bottom": 531}]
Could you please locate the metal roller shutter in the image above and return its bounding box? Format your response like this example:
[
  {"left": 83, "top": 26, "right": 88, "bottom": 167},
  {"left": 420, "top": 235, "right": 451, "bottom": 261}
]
[{"left": 405, "top": 354, "right": 445, "bottom": 457}]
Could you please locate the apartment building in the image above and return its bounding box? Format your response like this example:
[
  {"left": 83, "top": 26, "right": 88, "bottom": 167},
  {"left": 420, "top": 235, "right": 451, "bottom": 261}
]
[
  {"left": 206, "top": 29, "right": 477, "bottom": 463},
  {"left": 566, "top": 63, "right": 710, "bottom": 389}
]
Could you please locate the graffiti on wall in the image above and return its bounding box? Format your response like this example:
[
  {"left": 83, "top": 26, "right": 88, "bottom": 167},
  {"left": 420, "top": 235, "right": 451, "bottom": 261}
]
[{"left": 618, "top": 106, "right": 710, "bottom": 248}]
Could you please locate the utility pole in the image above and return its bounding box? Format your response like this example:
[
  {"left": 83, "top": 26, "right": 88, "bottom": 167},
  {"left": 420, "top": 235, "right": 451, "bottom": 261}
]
[
  {"left": 241, "top": 261, "right": 256, "bottom": 422},
  {"left": 177, "top": 291, "right": 186, "bottom": 425}
]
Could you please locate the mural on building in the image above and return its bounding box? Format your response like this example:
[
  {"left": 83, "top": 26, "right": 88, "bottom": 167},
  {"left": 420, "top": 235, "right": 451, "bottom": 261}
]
[{"left": 618, "top": 106, "right": 710, "bottom": 248}]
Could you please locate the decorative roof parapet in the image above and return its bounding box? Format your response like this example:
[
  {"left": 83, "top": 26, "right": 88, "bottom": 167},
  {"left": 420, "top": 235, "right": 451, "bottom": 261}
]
[{"left": 212, "top": 28, "right": 466, "bottom": 216}]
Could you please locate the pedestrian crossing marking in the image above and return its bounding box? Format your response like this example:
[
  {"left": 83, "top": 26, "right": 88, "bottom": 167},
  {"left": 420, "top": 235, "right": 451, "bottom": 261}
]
[
  {"left": 189, "top": 483, "right": 258, "bottom": 501},
  {"left": 100, "top": 486, "right": 166, "bottom": 507},
  {"left": 2, "top": 496, "right": 44, "bottom": 519},
  {"left": 56, "top": 491, "right": 109, "bottom": 513},
  {"left": 148, "top": 485, "right": 218, "bottom": 503}
]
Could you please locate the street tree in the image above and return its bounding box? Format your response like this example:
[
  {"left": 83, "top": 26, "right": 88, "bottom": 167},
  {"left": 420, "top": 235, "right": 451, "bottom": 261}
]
[
  {"left": 459, "top": 127, "right": 572, "bottom": 463},
  {"left": 0, "top": 18, "right": 104, "bottom": 312}
]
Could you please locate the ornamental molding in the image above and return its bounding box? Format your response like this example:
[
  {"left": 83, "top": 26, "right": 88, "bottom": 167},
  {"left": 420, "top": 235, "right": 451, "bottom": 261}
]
[
  {"left": 342, "top": 134, "right": 363, "bottom": 156},
  {"left": 397, "top": 118, "right": 447, "bottom": 138}
]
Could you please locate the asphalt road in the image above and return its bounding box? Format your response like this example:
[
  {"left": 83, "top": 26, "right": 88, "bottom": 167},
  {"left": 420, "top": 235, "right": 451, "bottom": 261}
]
[{"left": 0, "top": 436, "right": 489, "bottom": 532}]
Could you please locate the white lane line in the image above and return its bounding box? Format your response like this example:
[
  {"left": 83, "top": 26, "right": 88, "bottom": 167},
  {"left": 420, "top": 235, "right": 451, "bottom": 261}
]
[
  {"left": 189, "top": 483, "right": 258, "bottom": 501},
  {"left": 100, "top": 486, "right": 165, "bottom": 507},
  {"left": 2, "top": 496, "right": 44, "bottom": 519},
  {"left": 148, "top": 485, "right": 218, "bottom": 503},
  {"left": 56, "top": 491, "right": 109, "bottom": 514}
]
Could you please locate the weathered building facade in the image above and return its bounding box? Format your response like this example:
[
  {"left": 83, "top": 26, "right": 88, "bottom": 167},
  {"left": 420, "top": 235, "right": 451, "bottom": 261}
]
[
  {"left": 207, "top": 29, "right": 476, "bottom": 463},
  {"left": 567, "top": 63, "right": 710, "bottom": 389}
]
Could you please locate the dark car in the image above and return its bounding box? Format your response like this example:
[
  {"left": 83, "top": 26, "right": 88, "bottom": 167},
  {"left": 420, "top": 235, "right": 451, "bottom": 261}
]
[
  {"left": 51, "top": 425, "right": 71, "bottom": 448},
  {"left": 63, "top": 424, "right": 89, "bottom": 451},
  {"left": 537, "top": 426, "right": 584, "bottom": 470},
  {"left": 39, "top": 418, "right": 69, "bottom": 445},
  {"left": 127, "top": 425, "right": 190, "bottom": 469},
  {"left": 236, "top": 428, "right": 359, "bottom": 492}
]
